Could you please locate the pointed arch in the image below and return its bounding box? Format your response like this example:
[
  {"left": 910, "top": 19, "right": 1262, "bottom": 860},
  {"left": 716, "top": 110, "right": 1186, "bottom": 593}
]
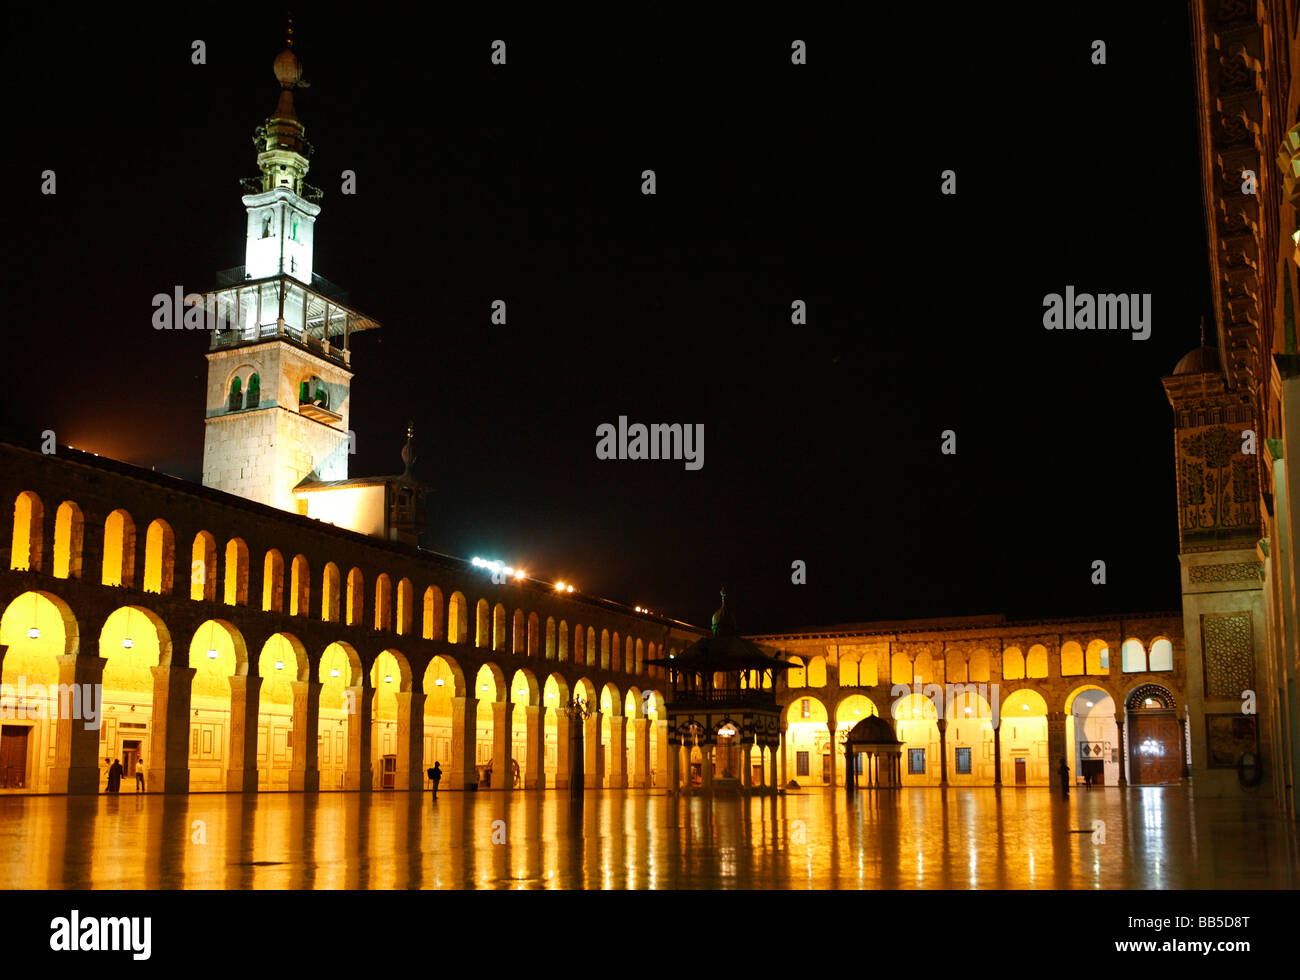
[
  {"left": 528, "top": 612, "right": 540, "bottom": 656},
  {"left": 448, "top": 591, "right": 467, "bottom": 644},
  {"left": 423, "top": 585, "right": 444, "bottom": 640},
  {"left": 10, "top": 491, "right": 44, "bottom": 573},
  {"left": 374, "top": 573, "right": 393, "bottom": 631},
  {"left": 475, "top": 598, "right": 490, "bottom": 648},
  {"left": 512, "top": 609, "right": 526, "bottom": 654},
  {"left": 223, "top": 538, "right": 249, "bottom": 606},
  {"left": 191, "top": 531, "right": 217, "bottom": 601},
  {"left": 346, "top": 568, "right": 364, "bottom": 626},
  {"left": 559, "top": 620, "right": 569, "bottom": 662},
  {"left": 322, "top": 562, "right": 341, "bottom": 622},
  {"left": 289, "top": 554, "right": 310, "bottom": 616},
  {"left": 395, "top": 577, "right": 413, "bottom": 635},
  {"left": 545, "top": 617, "right": 557, "bottom": 660},
  {"left": 103, "top": 509, "right": 136, "bottom": 587},
  {"left": 493, "top": 602, "right": 507, "bottom": 651}
]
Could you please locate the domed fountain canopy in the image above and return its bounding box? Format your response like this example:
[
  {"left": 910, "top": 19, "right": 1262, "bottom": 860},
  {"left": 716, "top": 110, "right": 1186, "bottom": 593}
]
[
  {"left": 648, "top": 588, "right": 790, "bottom": 672},
  {"left": 844, "top": 714, "right": 902, "bottom": 748}
]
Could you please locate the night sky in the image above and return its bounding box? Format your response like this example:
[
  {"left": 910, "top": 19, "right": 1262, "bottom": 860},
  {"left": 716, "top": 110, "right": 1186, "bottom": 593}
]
[{"left": 0, "top": 6, "right": 1207, "bottom": 633}]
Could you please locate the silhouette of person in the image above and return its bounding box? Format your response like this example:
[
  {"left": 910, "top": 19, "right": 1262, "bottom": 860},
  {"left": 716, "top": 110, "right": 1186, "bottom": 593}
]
[
  {"left": 107, "top": 758, "right": 123, "bottom": 794},
  {"left": 135, "top": 758, "right": 145, "bottom": 793},
  {"left": 430, "top": 761, "right": 442, "bottom": 798},
  {"left": 1057, "top": 757, "right": 1070, "bottom": 798}
]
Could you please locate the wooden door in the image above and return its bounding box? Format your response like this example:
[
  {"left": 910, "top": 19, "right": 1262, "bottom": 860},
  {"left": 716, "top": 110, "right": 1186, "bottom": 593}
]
[
  {"left": 0, "top": 727, "right": 29, "bottom": 788},
  {"left": 1014, "top": 758, "right": 1027, "bottom": 785}
]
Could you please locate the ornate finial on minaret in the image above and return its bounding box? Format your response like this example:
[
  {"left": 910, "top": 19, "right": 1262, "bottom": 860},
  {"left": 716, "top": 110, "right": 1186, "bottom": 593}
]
[{"left": 401, "top": 421, "right": 415, "bottom": 472}]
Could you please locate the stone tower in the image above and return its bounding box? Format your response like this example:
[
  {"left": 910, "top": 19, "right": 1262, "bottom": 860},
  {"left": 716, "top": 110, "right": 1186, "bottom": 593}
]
[
  {"left": 1163, "top": 330, "right": 1271, "bottom": 796},
  {"left": 200, "top": 29, "right": 380, "bottom": 514}
]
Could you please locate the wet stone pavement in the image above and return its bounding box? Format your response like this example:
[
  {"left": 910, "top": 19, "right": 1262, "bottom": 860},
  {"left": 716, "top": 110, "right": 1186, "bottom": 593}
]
[{"left": 0, "top": 785, "right": 1296, "bottom": 889}]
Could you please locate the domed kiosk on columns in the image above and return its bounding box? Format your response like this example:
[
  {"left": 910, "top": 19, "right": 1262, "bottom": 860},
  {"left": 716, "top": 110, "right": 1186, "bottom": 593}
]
[{"left": 647, "top": 589, "right": 789, "bottom": 795}]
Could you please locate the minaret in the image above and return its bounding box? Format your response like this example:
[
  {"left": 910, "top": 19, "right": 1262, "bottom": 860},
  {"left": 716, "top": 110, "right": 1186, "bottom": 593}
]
[{"left": 200, "top": 26, "right": 380, "bottom": 514}]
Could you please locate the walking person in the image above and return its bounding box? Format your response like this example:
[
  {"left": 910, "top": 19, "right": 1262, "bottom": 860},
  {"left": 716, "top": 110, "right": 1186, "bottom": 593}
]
[
  {"left": 1057, "top": 757, "right": 1070, "bottom": 799},
  {"left": 107, "top": 758, "right": 123, "bottom": 794},
  {"left": 135, "top": 758, "right": 145, "bottom": 793},
  {"left": 430, "top": 761, "right": 442, "bottom": 798}
]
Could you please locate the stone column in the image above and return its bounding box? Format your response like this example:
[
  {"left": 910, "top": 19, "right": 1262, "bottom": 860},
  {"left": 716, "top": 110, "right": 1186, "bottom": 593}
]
[
  {"left": 655, "top": 718, "right": 668, "bottom": 788},
  {"left": 50, "top": 654, "right": 106, "bottom": 794},
  {"left": 585, "top": 711, "right": 601, "bottom": 787},
  {"left": 555, "top": 712, "right": 570, "bottom": 789},
  {"left": 1114, "top": 712, "right": 1128, "bottom": 786},
  {"left": 289, "top": 679, "right": 321, "bottom": 791},
  {"left": 780, "top": 727, "right": 788, "bottom": 789},
  {"left": 740, "top": 740, "right": 753, "bottom": 792},
  {"left": 449, "top": 695, "right": 478, "bottom": 790},
  {"left": 226, "top": 673, "right": 261, "bottom": 793},
  {"left": 394, "top": 690, "right": 425, "bottom": 791},
  {"left": 524, "top": 704, "right": 542, "bottom": 789},
  {"left": 344, "top": 681, "right": 372, "bottom": 791},
  {"left": 148, "top": 663, "right": 196, "bottom": 794},
  {"left": 609, "top": 715, "right": 627, "bottom": 788},
  {"left": 937, "top": 718, "right": 948, "bottom": 786},
  {"left": 666, "top": 735, "right": 680, "bottom": 792},
  {"left": 1047, "top": 711, "right": 1068, "bottom": 787},
  {"left": 491, "top": 700, "right": 511, "bottom": 790},
  {"left": 993, "top": 721, "right": 1003, "bottom": 786},
  {"left": 634, "top": 719, "right": 651, "bottom": 788},
  {"left": 825, "top": 722, "right": 837, "bottom": 787},
  {"left": 701, "top": 740, "right": 714, "bottom": 792}
]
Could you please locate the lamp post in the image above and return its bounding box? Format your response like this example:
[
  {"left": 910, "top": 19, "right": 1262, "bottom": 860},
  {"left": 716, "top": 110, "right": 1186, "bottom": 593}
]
[{"left": 562, "top": 697, "right": 592, "bottom": 801}]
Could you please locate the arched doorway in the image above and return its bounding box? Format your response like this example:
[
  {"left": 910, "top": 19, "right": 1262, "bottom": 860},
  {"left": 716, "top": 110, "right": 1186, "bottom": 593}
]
[
  {"left": 1066, "top": 685, "right": 1120, "bottom": 787},
  {"left": 187, "top": 619, "right": 247, "bottom": 791},
  {"left": 1126, "top": 684, "right": 1183, "bottom": 784}
]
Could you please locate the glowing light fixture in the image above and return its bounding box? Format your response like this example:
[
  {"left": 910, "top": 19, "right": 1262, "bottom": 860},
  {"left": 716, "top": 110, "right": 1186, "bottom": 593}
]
[
  {"left": 435, "top": 678, "right": 444, "bottom": 687},
  {"left": 514, "top": 570, "right": 525, "bottom": 580},
  {"left": 567, "top": 585, "right": 574, "bottom": 593},
  {"left": 480, "top": 684, "right": 488, "bottom": 692},
  {"left": 330, "top": 668, "right": 341, "bottom": 678},
  {"left": 207, "top": 649, "right": 219, "bottom": 660},
  {"left": 1085, "top": 700, "right": 1094, "bottom": 708},
  {"left": 121, "top": 637, "right": 134, "bottom": 649},
  {"left": 27, "top": 627, "right": 40, "bottom": 639},
  {"left": 275, "top": 660, "right": 285, "bottom": 671},
  {"left": 1022, "top": 705, "right": 1029, "bottom": 711},
  {"left": 555, "top": 581, "right": 565, "bottom": 591},
  {"left": 964, "top": 707, "right": 972, "bottom": 716},
  {"left": 385, "top": 674, "right": 393, "bottom": 683}
]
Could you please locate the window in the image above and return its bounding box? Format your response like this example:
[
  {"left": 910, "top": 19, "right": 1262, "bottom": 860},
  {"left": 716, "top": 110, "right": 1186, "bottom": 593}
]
[
  {"left": 955, "top": 747, "right": 972, "bottom": 775},
  {"left": 227, "top": 377, "right": 243, "bottom": 412},
  {"left": 796, "top": 751, "right": 809, "bottom": 777},
  {"left": 246, "top": 373, "right": 260, "bottom": 409},
  {"left": 908, "top": 748, "right": 925, "bottom": 775},
  {"left": 801, "top": 698, "right": 810, "bottom": 719}
]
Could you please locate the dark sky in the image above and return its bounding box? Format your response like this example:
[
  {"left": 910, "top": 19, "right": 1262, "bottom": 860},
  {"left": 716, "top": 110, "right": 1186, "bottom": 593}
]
[{"left": 1, "top": 5, "right": 1207, "bottom": 633}]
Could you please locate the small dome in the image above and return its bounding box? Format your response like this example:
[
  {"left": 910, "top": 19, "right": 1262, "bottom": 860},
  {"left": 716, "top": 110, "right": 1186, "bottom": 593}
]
[
  {"left": 274, "top": 48, "right": 302, "bottom": 87},
  {"left": 1172, "top": 345, "right": 1221, "bottom": 377}
]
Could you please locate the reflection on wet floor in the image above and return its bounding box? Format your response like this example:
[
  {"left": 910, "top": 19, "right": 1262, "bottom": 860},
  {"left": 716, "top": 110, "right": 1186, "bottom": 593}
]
[{"left": 0, "top": 785, "right": 1295, "bottom": 889}]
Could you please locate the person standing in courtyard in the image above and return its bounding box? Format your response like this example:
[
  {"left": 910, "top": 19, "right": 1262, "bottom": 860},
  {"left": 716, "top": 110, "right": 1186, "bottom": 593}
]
[
  {"left": 431, "top": 761, "right": 442, "bottom": 798},
  {"left": 1057, "top": 757, "right": 1070, "bottom": 798},
  {"left": 135, "top": 758, "right": 145, "bottom": 793},
  {"left": 107, "top": 758, "right": 123, "bottom": 794}
]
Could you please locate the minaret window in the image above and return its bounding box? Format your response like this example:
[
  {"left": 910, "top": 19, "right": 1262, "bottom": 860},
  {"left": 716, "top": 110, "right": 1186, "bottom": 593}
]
[
  {"left": 228, "top": 377, "right": 244, "bottom": 412},
  {"left": 261, "top": 214, "right": 272, "bottom": 238},
  {"left": 246, "top": 374, "right": 260, "bottom": 409}
]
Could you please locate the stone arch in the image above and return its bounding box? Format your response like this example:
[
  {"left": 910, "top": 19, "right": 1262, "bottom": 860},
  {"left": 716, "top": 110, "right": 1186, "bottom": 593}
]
[
  {"left": 322, "top": 562, "right": 342, "bottom": 622},
  {"left": 969, "top": 649, "right": 991, "bottom": 682},
  {"left": 1002, "top": 646, "right": 1025, "bottom": 680},
  {"left": 1085, "top": 639, "right": 1110, "bottom": 675},
  {"left": 371, "top": 648, "right": 413, "bottom": 692},
  {"left": 346, "top": 567, "right": 365, "bottom": 626},
  {"left": 475, "top": 598, "right": 490, "bottom": 648},
  {"left": 1125, "top": 683, "right": 1177, "bottom": 711},
  {"left": 528, "top": 612, "right": 540, "bottom": 657},
  {"left": 190, "top": 531, "right": 217, "bottom": 601},
  {"left": 611, "top": 631, "right": 621, "bottom": 672},
  {"left": 1119, "top": 638, "right": 1146, "bottom": 673},
  {"left": 835, "top": 692, "right": 880, "bottom": 723},
  {"left": 289, "top": 554, "right": 310, "bottom": 617},
  {"left": 600, "top": 629, "right": 610, "bottom": 670},
  {"left": 254, "top": 633, "right": 304, "bottom": 790},
  {"left": 319, "top": 640, "right": 361, "bottom": 687},
  {"left": 262, "top": 549, "right": 284, "bottom": 612},
  {"left": 512, "top": 609, "right": 526, "bottom": 654},
  {"left": 52, "top": 500, "right": 84, "bottom": 581},
  {"left": 101, "top": 508, "right": 136, "bottom": 587},
  {"left": 423, "top": 585, "right": 444, "bottom": 640},
  {"left": 396, "top": 578, "right": 414, "bottom": 636},
  {"left": 448, "top": 591, "right": 467, "bottom": 644},
  {"left": 187, "top": 618, "right": 249, "bottom": 790},
  {"left": 423, "top": 653, "right": 466, "bottom": 699},
  {"left": 585, "top": 626, "right": 595, "bottom": 666},
  {"left": 0, "top": 590, "right": 80, "bottom": 657},
  {"left": 807, "top": 654, "right": 828, "bottom": 687},
  {"left": 574, "top": 623, "right": 586, "bottom": 666},
  {"left": 559, "top": 620, "right": 569, "bottom": 662},
  {"left": 945, "top": 648, "right": 968, "bottom": 684},
  {"left": 785, "top": 655, "right": 806, "bottom": 688},
  {"left": 889, "top": 651, "right": 910, "bottom": 685},
  {"left": 374, "top": 573, "right": 393, "bottom": 632},
  {"left": 1147, "top": 637, "right": 1174, "bottom": 672},
  {"left": 142, "top": 517, "right": 173, "bottom": 594},
  {"left": 100, "top": 604, "right": 172, "bottom": 666},
  {"left": 188, "top": 618, "right": 250, "bottom": 673},
  {"left": 546, "top": 617, "right": 557, "bottom": 660},
  {"left": 1060, "top": 641, "right": 1084, "bottom": 677},
  {"left": 258, "top": 632, "right": 308, "bottom": 681},
  {"left": 317, "top": 640, "right": 362, "bottom": 790},
  {"left": 223, "top": 537, "right": 249, "bottom": 606},
  {"left": 493, "top": 602, "right": 507, "bottom": 651},
  {"left": 10, "top": 491, "right": 45, "bottom": 573},
  {"left": 635, "top": 637, "right": 644, "bottom": 674},
  {"left": 1025, "top": 644, "right": 1048, "bottom": 679}
]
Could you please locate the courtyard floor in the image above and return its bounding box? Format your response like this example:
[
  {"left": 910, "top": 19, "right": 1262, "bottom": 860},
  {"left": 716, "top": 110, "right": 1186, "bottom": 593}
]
[{"left": 0, "top": 784, "right": 1295, "bottom": 889}]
